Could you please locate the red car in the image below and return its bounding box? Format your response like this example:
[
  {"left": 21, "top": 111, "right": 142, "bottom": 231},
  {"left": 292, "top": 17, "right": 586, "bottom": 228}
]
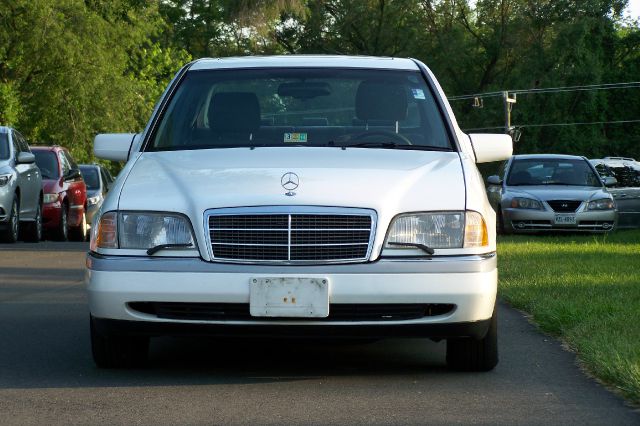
[{"left": 31, "top": 146, "right": 88, "bottom": 241}]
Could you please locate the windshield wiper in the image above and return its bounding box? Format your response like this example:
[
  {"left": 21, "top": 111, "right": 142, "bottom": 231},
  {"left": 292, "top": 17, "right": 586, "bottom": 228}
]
[
  {"left": 387, "top": 242, "right": 435, "bottom": 255},
  {"left": 147, "top": 243, "right": 193, "bottom": 255},
  {"left": 341, "top": 142, "right": 452, "bottom": 151}
]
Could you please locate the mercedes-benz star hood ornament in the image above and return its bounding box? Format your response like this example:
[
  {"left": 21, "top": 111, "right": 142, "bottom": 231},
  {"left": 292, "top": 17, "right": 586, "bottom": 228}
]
[{"left": 281, "top": 172, "right": 299, "bottom": 196}]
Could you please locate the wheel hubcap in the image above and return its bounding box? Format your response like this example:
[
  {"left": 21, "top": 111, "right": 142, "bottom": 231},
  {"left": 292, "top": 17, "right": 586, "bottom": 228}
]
[{"left": 11, "top": 202, "right": 18, "bottom": 239}]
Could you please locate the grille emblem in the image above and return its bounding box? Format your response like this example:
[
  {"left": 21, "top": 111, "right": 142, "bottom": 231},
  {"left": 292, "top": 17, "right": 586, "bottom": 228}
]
[
  {"left": 561, "top": 203, "right": 568, "bottom": 208},
  {"left": 281, "top": 172, "right": 299, "bottom": 196}
]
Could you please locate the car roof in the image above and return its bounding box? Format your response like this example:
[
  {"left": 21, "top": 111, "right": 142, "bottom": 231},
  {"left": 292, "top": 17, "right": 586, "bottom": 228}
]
[
  {"left": 189, "top": 55, "right": 420, "bottom": 71},
  {"left": 512, "top": 154, "right": 586, "bottom": 161},
  {"left": 30, "top": 145, "right": 63, "bottom": 152},
  {"left": 0, "top": 126, "right": 9, "bottom": 134}
]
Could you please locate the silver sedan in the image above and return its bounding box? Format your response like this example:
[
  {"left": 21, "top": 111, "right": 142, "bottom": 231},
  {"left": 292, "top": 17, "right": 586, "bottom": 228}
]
[{"left": 487, "top": 154, "right": 617, "bottom": 233}]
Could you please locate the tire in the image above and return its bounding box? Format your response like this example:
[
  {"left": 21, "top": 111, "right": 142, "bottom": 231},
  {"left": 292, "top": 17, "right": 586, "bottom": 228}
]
[
  {"left": 23, "top": 201, "right": 43, "bottom": 242},
  {"left": 496, "top": 207, "right": 505, "bottom": 235},
  {"left": 69, "top": 209, "right": 87, "bottom": 242},
  {"left": 54, "top": 204, "right": 69, "bottom": 241},
  {"left": 446, "top": 306, "right": 498, "bottom": 372},
  {"left": 1, "top": 198, "right": 19, "bottom": 243},
  {"left": 90, "top": 316, "right": 149, "bottom": 368}
]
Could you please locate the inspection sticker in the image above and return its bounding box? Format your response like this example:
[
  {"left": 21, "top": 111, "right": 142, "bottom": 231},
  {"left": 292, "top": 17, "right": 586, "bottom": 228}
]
[
  {"left": 284, "top": 132, "right": 308, "bottom": 143},
  {"left": 411, "top": 88, "right": 426, "bottom": 99}
]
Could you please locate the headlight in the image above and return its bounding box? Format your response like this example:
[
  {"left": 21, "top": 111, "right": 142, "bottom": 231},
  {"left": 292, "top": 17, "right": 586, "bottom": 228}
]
[
  {"left": 586, "top": 198, "right": 615, "bottom": 210},
  {"left": 510, "top": 197, "right": 543, "bottom": 210},
  {"left": 91, "top": 211, "right": 195, "bottom": 253},
  {"left": 43, "top": 193, "right": 58, "bottom": 203},
  {"left": 0, "top": 174, "right": 13, "bottom": 186},
  {"left": 87, "top": 195, "right": 101, "bottom": 206},
  {"left": 384, "top": 211, "right": 487, "bottom": 252}
]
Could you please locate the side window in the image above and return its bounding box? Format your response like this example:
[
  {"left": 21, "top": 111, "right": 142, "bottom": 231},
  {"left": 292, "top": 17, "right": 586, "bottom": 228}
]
[
  {"left": 11, "top": 131, "right": 22, "bottom": 159},
  {"left": 15, "top": 131, "right": 30, "bottom": 153},
  {"left": 497, "top": 161, "right": 508, "bottom": 180},
  {"left": 64, "top": 151, "right": 78, "bottom": 170},
  {"left": 59, "top": 152, "right": 71, "bottom": 176}
]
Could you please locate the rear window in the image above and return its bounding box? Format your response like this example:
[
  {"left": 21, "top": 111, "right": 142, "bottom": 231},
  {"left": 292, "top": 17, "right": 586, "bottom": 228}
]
[
  {"left": 33, "top": 151, "right": 60, "bottom": 179},
  {"left": 149, "top": 68, "right": 451, "bottom": 151},
  {"left": 0, "top": 133, "right": 8, "bottom": 160}
]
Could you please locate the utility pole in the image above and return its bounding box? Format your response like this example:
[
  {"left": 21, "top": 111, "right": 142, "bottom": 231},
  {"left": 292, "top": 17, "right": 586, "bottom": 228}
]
[{"left": 503, "top": 91, "right": 517, "bottom": 134}]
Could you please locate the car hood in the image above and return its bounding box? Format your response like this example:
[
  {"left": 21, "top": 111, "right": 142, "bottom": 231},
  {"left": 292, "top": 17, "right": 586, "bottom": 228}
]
[
  {"left": 118, "top": 147, "right": 465, "bottom": 239},
  {"left": 506, "top": 185, "right": 610, "bottom": 201}
]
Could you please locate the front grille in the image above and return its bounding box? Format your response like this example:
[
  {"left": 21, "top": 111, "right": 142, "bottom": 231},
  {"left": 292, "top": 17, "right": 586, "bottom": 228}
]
[
  {"left": 207, "top": 209, "right": 374, "bottom": 263},
  {"left": 547, "top": 200, "right": 582, "bottom": 212},
  {"left": 129, "top": 302, "right": 456, "bottom": 322}
]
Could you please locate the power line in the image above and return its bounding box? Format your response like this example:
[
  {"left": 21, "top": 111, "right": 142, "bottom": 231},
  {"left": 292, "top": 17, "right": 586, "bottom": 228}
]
[
  {"left": 462, "top": 119, "right": 640, "bottom": 132},
  {"left": 448, "top": 81, "right": 640, "bottom": 101}
]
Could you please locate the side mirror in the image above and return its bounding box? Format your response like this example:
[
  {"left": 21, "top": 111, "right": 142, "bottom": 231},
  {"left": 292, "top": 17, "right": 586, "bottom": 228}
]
[
  {"left": 94, "top": 133, "right": 137, "bottom": 161},
  {"left": 468, "top": 134, "right": 513, "bottom": 163},
  {"left": 17, "top": 152, "right": 36, "bottom": 164},
  {"left": 65, "top": 169, "right": 82, "bottom": 181},
  {"left": 603, "top": 176, "right": 617, "bottom": 187},
  {"left": 487, "top": 175, "right": 503, "bottom": 185}
]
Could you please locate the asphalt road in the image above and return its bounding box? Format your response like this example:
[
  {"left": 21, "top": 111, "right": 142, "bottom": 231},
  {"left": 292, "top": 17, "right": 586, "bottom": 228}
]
[{"left": 0, "top": 242, "right": 638, "bottom": 425}]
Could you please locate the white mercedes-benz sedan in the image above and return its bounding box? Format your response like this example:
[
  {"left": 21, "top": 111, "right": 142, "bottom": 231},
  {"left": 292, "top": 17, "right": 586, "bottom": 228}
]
[{"left": 87, "top": 55, "right": 512, "bottom": 370}]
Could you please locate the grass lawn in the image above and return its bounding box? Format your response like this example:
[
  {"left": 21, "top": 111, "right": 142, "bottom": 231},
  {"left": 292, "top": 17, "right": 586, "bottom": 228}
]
[{"left": 498, "top": 229, "right": 640, "bottom": 405}]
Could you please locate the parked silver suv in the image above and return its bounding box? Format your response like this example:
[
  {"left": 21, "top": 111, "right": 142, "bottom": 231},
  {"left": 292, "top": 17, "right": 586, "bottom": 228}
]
[{"left": 0, "top": 126, "right": 43, "bottom": 242}]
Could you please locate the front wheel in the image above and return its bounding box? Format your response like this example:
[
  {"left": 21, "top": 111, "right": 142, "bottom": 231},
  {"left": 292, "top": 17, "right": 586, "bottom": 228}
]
[
  {"left": 54, "top": 205, "right": 69, "bottom": 241},
  {"left": 446, "top": 306, "right": 498, "bottom": 371},
  {"left": 69, "top": 209, "right": 87, "bottom": 242},
  {"left": 496, "top": 207, "right": 505, "bottom": 235},
  {"left": 1, "top": 198, "right": 19, "bottom": 243},
  {"left": 90, "top": 316, "right": 149, "bottom": 368},
  {"left": 23, "top": 201, "right": 43, "bottom": 242}
]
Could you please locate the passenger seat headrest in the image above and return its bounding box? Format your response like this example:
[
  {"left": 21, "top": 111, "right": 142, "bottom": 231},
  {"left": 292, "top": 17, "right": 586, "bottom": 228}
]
[
  {"left": 209, "top": 92, "right": 261, "bottom": 132},
  {"left": 355, "top": 81, "right": 408, "bottom": 122}
]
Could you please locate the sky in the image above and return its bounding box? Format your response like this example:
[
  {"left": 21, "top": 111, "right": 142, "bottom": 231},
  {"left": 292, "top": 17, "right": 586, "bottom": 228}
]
[{"left": 626, "top": 0, "right": 640, "bottom": 19}]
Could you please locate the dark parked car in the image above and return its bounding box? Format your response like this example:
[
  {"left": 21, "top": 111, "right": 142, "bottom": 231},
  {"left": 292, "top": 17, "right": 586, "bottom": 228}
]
[
  {"left": 79, "top": 164, "right": 114, "bottom": 227},
  {"left": 31, "top": 146, "right": 88, "bottom": 241},
  {"left": 590, "top": 157, "right": 640, "bottom": 228},
  {"left": 0, "top": 126, "right": 43, "bottom": 242}
]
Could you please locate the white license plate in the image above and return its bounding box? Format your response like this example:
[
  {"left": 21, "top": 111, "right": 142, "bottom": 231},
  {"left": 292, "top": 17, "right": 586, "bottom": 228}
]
[
  {"left": 250, "top": 277, "right": 329, "bottom": 318},
  {"left": 554, "top": 214, "right": 576, "bottom": 225}
]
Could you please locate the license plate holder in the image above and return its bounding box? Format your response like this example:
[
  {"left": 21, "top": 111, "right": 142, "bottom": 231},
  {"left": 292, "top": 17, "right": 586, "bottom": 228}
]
[
  {"left": 554, "top": 214, "right": 576, "bottom": 225},
  {"left": 250, "top": 277, "right": 329, "bottom": 318}
]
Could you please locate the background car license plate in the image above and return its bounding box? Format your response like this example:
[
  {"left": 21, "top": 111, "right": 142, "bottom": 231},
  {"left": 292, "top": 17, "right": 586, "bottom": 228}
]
[
  {"left": 250, "top": 277, "right": 329, "bottom": 318},
  {"left": 554, "top": 214, "right": 576, "bottom": 225}
]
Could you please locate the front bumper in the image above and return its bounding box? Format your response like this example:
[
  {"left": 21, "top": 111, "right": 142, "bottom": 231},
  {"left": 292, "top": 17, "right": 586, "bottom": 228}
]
[
  {"left": 42, "top": 202, "right": 62, "bottom": 228},
  {"left": 503, "top": 207, "right": 616, "bottom": 232},
  {"left": 0, "top": 184, "right": 15, "bottom": 223},
  {"left": 43, "top": 201, "right": 85, "bottom": 228},
  {"left": 86, "top": 253, "right": 497, "bottom": 338}
]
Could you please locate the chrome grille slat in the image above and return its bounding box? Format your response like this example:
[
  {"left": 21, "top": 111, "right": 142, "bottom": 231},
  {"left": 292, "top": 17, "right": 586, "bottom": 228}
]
[{"left": 206, "top": 207, "right": 376, "bottom": 264}]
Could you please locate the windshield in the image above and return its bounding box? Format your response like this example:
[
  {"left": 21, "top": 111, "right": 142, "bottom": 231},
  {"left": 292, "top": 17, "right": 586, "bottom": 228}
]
[
  {"left": 507, "top": 158, "right": 602, "bottom": 187},
  {"left": 0, "top": 133, "right": 8, "bottom": 160},
  {"left": 149, "top": 68, "right": 452, "bottom": 151},
  {"left": 79, "top": 166, "right": 100, "bottom": 190},
  {"left": 33, "top": 151, "right": 60, "bottom": 179}
]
